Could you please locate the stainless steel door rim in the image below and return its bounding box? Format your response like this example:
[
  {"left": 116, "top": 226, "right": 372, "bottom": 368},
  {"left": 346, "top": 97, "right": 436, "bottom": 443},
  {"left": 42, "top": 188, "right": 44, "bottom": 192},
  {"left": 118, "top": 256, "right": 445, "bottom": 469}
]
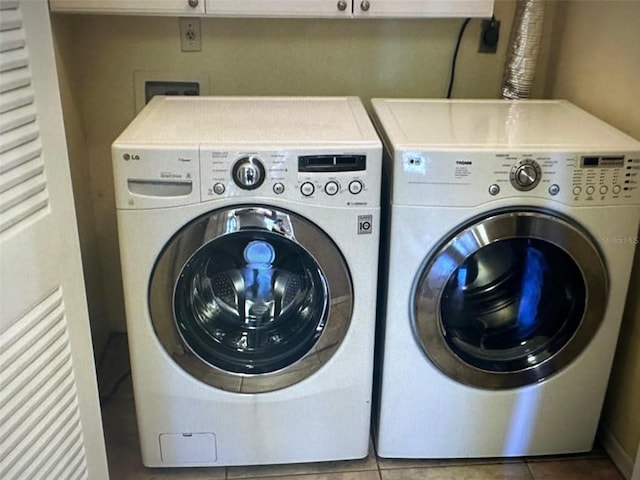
[
  {"left": 412, "top": 209, "right": 608, "bottom": 389},
  {"left": 149, "top": 205, "right": 353, "bottom": 393}
]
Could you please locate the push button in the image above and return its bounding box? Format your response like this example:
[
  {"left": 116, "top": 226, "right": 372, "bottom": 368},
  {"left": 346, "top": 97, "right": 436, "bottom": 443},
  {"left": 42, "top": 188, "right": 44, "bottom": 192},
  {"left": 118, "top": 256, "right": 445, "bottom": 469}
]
[
  {"left": 213, "top": 183, "right": 225, "bottom": 195},
  {"left": 273, "top": 182, "right": 285, "bottom": 195},
  {"left": 348, "top": 180, "right": 363, "bottom": 195},
  {"left": 300, "top": 182, "right": 315, "bottom": 197},
  {"left": 325, "top": 181, "right": 339, "bottom": 196}
]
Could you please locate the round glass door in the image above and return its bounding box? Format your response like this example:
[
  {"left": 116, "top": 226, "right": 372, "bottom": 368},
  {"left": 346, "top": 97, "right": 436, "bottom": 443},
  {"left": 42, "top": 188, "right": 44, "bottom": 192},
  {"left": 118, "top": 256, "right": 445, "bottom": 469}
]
[
  {"left": 412, "top": 210, "right": 608, "bottom": 389},
  {"left": 149, "top": 206, "right": 353, "bottom": 393}
]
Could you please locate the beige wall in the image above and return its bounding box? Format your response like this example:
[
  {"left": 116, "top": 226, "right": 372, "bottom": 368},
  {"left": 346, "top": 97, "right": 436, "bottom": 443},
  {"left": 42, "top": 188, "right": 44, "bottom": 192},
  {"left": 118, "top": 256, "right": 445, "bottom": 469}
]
[
  {"left": 545, "top": 0, "right": 640, "bottom": 466},
  {"left": 52, "top": 15, "right": 111, "bottom": 357}
]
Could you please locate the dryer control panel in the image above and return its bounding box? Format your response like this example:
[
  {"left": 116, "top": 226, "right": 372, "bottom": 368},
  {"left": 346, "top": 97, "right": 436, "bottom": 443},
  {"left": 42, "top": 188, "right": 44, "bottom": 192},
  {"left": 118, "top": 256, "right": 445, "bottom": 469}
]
[
  {"left": 393, "top": 149, "right": 640, "bottom": 208},
  {"left": 373, "top": 98, "right": 640, "bottom": 209}
]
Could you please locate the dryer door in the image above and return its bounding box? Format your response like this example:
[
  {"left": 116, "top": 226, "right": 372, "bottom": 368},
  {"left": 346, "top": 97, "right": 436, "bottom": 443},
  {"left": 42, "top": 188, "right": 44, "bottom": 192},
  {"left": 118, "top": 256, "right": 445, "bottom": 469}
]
[
  {"left": 412, "top": 210, "right": 608, "bottom": 389},
  {"left": 149, "top": 206, "right": 352, "bottom": 393}
]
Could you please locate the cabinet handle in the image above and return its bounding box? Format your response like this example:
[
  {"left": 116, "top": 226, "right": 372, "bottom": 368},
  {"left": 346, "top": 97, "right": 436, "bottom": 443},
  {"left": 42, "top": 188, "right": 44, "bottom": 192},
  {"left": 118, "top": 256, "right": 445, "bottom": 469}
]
[
  {"left": 360, "top": 0, "right": 370, "bottom": 11},
  {"left": 337, "top": 0, "right": 348, "bottom": 11},
  {"left": 188, "top": 0, "right": 199, "bottom": 8}
]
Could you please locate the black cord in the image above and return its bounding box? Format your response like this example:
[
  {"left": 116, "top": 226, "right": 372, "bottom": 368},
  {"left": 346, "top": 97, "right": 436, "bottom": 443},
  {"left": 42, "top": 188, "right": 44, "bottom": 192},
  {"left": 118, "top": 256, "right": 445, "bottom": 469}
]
[
  {"left": 96, "top": 332, "right": 132, "bottom": 406},
  {"left": 100, "top": 369, "right": 131, "bottom": 406},
  {"left": 446, "top": 18, "right": 471, "bottom": 99}
]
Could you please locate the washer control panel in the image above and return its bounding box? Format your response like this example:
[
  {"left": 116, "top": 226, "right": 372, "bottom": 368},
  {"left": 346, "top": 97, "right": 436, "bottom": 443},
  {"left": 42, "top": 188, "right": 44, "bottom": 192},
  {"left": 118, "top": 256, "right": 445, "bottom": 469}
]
[
  {"left": 113, "top": 146, "right": 381, "bottom": 209},
  {"left": 201, "top": 149, "right": 379, "bottom": 207},
  {"left": 395, "top": 150, "right": 640, "bottom": 207}
]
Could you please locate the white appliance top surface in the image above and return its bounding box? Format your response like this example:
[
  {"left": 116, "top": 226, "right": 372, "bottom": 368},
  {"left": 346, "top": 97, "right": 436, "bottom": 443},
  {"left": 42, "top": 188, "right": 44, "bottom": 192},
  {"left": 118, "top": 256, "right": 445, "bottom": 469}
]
[
  {"left": 115, "top": 96, "right": 380, "bottom": 146},
  {"left": 371, "top": 99, "right": 640, "bottom": 150}
]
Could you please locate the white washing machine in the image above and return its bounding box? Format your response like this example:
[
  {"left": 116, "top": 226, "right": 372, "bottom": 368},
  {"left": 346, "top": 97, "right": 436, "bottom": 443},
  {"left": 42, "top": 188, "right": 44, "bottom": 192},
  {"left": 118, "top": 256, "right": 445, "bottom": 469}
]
[
  {"left": 371, "top": 99, "right": 640, "bottom": 458},
  {"left": 112, "top": 96, "right": 382, "bottom": 467}
]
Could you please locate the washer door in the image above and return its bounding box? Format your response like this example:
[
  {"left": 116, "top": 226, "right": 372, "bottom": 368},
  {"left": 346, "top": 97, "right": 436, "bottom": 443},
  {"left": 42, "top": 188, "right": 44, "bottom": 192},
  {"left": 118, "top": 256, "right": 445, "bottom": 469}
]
[
  {"left": 412, "top": 210, "right": 608, "bottom": 389},
  {"left": 149, "top": 206, "right": 353, "bottom": 393}
]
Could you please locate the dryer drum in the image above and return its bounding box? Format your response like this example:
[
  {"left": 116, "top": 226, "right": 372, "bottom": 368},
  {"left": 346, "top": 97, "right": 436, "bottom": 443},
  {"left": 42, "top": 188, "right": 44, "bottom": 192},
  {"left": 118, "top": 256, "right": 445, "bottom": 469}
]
[
  {"left": 412, "top": 210, "right": 608, "bottom": 389},
  {"left": 440, "top": 237, "right": 584, "bottom": 372}
]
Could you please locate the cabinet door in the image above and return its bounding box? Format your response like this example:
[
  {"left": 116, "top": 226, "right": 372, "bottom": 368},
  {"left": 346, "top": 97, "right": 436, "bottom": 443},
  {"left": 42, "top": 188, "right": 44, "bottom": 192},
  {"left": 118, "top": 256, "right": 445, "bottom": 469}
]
[
  {"left": 204, "top": 0, "right": 352, "bottom": 18},
  {"left": 49, "top": 0, "right": 205, "bottom": 15},
  {"left": 354, "top": 0, "right": 493, "bottom": 17},
  {"left": 0, "top": 0, "right": 109, "bottom": 478}
]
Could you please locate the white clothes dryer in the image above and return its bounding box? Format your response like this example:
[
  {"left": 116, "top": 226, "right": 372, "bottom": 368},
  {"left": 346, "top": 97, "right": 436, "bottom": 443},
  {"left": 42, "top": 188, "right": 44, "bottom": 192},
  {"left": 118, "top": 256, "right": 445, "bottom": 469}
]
[
  {"left": 371, "top": 99, "right": 640, "bottom": 458},
  {"left": 112, "top": 96, "right": 382, "bottom": 467}
]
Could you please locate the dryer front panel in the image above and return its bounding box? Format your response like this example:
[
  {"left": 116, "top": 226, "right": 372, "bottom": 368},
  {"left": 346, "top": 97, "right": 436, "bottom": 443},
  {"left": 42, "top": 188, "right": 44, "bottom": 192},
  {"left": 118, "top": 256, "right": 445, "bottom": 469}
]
[
  {"left": 149, "top": 205, "right": 353, "bottom": 393},
  {"left": 412, "top": 209, "right": 608, "bottom": 389}
]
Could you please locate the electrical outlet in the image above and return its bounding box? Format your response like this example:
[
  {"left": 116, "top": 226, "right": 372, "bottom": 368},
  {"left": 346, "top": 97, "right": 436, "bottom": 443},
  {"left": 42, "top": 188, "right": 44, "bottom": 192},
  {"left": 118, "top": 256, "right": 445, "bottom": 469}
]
[
  {"left": 180, "top": 18, "right": 202, "bottom": 52},
  {"left": 479, "top": 18, "right": 500, "bottom": 54}
]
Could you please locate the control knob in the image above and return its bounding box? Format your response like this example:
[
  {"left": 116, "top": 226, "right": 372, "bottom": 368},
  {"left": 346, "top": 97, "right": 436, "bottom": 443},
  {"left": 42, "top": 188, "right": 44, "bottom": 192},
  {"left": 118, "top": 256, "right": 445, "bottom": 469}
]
[
  {"left": 232, "top": 156, "right": 265, "bottom": 190},
  {"left": 510, "top": 160, "right": 541, "bottom": 191}
]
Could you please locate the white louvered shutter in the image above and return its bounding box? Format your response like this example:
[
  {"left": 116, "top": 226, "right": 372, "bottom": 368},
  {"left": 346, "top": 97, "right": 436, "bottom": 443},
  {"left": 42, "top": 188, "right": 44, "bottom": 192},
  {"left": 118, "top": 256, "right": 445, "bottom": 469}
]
[{"left": 0, "top": 1, "right": 109, "bottom": 479}]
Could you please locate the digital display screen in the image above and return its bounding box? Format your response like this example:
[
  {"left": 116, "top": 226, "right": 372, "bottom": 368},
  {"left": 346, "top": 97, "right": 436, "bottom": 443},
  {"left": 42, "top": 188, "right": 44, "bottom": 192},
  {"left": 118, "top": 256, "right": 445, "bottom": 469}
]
[
  {"left": 298, "top": 155, "right": 366, "bottom": 172},
  {"left": 581, "top": 155, "right": 624, "bottom": 168}
]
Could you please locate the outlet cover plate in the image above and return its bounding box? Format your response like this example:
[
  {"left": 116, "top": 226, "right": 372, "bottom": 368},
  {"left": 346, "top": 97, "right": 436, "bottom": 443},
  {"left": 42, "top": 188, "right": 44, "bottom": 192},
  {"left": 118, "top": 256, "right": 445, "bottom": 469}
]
[{"left": 180, "top": 17, "right": 202, "bottom": 52}]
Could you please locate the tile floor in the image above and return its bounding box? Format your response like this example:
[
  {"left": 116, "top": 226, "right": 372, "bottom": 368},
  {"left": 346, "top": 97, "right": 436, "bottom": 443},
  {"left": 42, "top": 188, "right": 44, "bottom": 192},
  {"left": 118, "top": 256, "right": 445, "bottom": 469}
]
[{"left": 98, "top": 335, "right": 625, "bottom": 480}]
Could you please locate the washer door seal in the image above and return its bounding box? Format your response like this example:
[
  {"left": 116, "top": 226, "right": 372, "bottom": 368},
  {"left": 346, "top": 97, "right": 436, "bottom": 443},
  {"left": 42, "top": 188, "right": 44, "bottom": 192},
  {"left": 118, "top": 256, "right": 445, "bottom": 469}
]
[
  {"left": 149, "top": 206, "right": 353, "bottom": 393},
  {"left": 412, "top": 209, "right": 608, "bottom": 389}
]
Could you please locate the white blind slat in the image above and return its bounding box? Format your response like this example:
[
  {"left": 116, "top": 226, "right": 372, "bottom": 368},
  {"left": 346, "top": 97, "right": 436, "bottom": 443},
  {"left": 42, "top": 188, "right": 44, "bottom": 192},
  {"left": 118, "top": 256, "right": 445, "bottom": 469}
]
[
  {"left": 0, "top": 84, "right": 33, "bottom": 114},
  {"left": 0, "top": 27, "right": 25, "bottom": 52},
  {"left": 0, "top": 66, "right": 31, "bottom": 93},
  {"left": 0, "top": 102, "right": 36, "bottom": 134}
]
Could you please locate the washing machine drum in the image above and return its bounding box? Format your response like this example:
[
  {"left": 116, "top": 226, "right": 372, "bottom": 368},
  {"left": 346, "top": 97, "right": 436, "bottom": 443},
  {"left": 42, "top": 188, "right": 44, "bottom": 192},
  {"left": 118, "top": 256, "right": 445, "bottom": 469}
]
[
  {"left": 412, "top": 209, "right": 608, "bottom": 389},
  {"left": 149, "top": 206, "right": 353, "bottom": 393}
]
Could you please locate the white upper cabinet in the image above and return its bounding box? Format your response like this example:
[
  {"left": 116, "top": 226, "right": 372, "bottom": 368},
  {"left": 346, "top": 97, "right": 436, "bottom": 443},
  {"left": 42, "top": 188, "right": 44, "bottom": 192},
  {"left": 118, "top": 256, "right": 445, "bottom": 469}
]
[
  {"left": 50, "top": 0, "right": 493, "bottom": 18},
  {"left": 49, "top": 0, "right": 206, "bottom": 16},
  {"left": 205, "top": 0, "right": 352, "bottom": 18},
  {"left": 353, "top": 0, "right": 494, "bottom": 17}
]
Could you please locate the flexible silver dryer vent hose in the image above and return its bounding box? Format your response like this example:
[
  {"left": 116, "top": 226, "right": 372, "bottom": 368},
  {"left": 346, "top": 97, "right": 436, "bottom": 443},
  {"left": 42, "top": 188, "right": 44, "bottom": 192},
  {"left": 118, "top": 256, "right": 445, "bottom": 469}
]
[{"left": 501, "top": 0, "right": 546, "bottom": 99}]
